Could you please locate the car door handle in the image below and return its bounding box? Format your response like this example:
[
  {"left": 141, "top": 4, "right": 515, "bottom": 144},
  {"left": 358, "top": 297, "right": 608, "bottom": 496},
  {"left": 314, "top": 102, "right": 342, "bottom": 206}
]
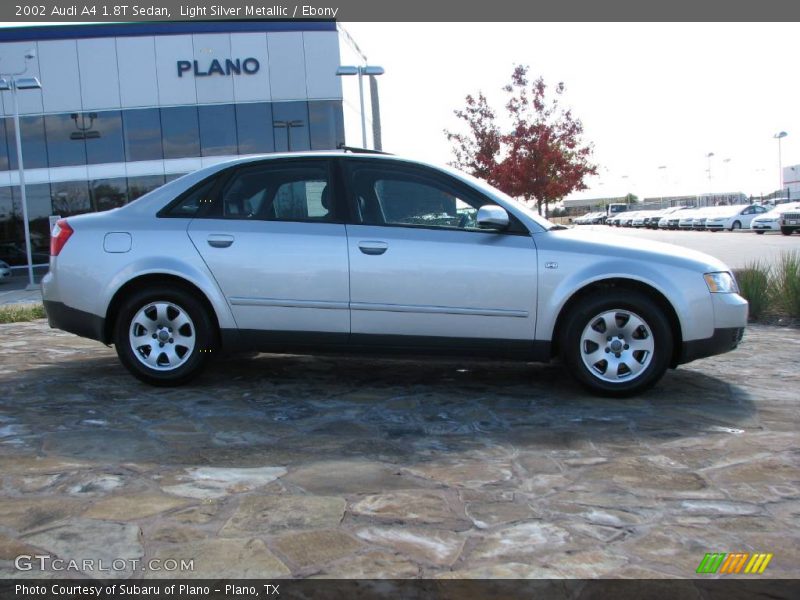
[
  {"left": 207, "top": 234, "right": 234, "bottom": 248},
  {"left": 358, "top": 241, "right": 388, "bottom": 255}
]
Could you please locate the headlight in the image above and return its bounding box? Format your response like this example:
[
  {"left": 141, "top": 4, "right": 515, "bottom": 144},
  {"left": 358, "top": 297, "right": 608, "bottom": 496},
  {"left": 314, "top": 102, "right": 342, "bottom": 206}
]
[{"left": 704, "top": 272, "right": 739, "bottom": 293}]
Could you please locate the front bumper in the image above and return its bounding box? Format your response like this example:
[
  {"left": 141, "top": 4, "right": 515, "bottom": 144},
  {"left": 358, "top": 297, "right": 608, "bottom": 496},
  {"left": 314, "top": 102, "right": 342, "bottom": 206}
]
[
  {"left": 751, "top": 222, "right": 777, "bottom": 231},
  {"left": 43, "top": 300, "right": 106, "bottom": 344},
  {"left": 679, "top": 327, "right": 745, "bottom": 363},
  {"left": 678, "top": 292, "right": 748, "bottom": 364}
]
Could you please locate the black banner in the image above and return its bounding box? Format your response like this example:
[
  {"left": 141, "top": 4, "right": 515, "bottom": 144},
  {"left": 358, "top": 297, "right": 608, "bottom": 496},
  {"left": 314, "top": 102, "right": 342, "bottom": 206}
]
[
  {"left": 2, "top": 580, "right": 799, "bottom": 600},
  {"left": 0, "top": 0, "right": 797, "bottom": 23}
]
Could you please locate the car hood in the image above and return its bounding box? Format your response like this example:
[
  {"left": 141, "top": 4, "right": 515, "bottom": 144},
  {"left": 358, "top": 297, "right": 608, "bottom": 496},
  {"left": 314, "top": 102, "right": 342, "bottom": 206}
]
[{"left": 542, "top": 228, "right": 730, "bottom": 272}]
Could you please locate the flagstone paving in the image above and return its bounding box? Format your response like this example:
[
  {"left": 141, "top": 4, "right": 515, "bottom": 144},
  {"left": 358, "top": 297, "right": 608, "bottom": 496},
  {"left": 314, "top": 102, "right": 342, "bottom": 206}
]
[{"left": 0, "top": 320, "right": 797, "bottom": 579}]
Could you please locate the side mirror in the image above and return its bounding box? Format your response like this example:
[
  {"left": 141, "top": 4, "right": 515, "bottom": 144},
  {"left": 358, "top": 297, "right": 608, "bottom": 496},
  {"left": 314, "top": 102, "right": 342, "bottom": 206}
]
[{"left": 476, "top": 205, "right": 509, "bottom": 230}]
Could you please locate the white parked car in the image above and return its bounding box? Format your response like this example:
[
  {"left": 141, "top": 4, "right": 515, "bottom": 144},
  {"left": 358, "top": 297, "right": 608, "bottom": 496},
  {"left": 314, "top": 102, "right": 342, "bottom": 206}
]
[
  {"left": 657, "top": 206, "right": 690, "bottom": 229},
  {"left": 704, "top": 204, "right": 769, "bottom": 231},
  {"left": 751, "top": 203, "right": 800, "bottom": 234},
  {"left": 607, "top": 212, "right": 627, "bottom": 227},
  {"left": 41, "top": 151, "right": 748, "bottom": 396},
  {"left": 619, "top": 211, "right": 643, "bottom": 227},
  {"left": 678, "top": 208, "right": 703, "bottom": 230}
]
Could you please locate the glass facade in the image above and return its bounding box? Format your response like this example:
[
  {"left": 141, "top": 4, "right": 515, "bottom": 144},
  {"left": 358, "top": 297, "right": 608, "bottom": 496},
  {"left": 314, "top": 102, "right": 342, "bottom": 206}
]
[
  {"left": 161, "top": 106, "right": 201, "bottom": 159},
  {"left": 128, "top": 175, "right": 166, "bottom": 201},
  {"left": 5, "top": 116, "right": 49, "bottom": 170},
  {"left": 0, "top": 119, "right": 9, "bottom": 171},
  {"left": 0, "top": 100, "right": 345, "bottom": 265},
  {"left": 2, "top": 101, "right": 338, "bottom": 170},
  {"left": 90, "top": 178, "right": 128, "bottom": 212},
  {"left": 122, "top": 108, "right": 163, "bottom": 162},
  {"left": 199, "top": 104, "right": 238, "bottom": 157},
  {"left": 45, "top": 114, "right": 87, "bottom": 167},
  {"left": 86, "top": 111, "right": 126, "bottom": 165},
  {"left": 235, "top": 103, "right": 274, "bottom": 155},
  {"left": 272, "top": 102, "right": 311, "bottom": 152}
]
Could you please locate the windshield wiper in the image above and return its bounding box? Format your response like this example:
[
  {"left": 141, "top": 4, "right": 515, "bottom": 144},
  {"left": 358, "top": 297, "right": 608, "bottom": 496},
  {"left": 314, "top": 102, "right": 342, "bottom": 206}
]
[{"left": 548, "top": 224, "right": 568, "bottom": 231}]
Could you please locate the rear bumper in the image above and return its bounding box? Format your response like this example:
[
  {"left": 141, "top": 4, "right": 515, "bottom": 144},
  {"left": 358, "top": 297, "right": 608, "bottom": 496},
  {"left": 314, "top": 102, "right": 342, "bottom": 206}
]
[{"left": 43, "top": 300, "right": 106, "bottom": 344}]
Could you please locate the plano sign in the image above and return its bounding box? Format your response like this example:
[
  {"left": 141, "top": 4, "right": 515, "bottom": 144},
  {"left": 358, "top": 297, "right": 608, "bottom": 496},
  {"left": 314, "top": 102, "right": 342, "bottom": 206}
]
[{"left": 177, "top": 58, "right": 260, "bottom": 77}]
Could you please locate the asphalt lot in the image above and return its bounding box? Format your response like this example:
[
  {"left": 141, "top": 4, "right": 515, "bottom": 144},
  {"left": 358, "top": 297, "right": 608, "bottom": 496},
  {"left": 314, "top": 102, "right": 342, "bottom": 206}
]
[
  {"left": 0, "top": 320, "right": 797, "bottom": 579},
  {"left": 580, "top": 226, "right": 800, "bottom": 269}
]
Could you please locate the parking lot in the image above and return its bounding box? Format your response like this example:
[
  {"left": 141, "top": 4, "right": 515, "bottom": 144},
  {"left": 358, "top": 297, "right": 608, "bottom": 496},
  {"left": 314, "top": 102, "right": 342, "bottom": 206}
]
[
  {"left": 580, "top": 225, "right": 800, "bottom": 269},
  {"left": 0, "top": 318, "right": 798, "bottom": 579}
]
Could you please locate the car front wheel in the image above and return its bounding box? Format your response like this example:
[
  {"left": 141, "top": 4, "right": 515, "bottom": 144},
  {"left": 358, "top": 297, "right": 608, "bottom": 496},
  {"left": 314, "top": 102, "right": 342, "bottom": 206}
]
[
  {"left": 560, "top": 291, "right": 673, "bottom": 396},
  {"left": 114, "top": 287, "right": 215, "bottom": 386}
]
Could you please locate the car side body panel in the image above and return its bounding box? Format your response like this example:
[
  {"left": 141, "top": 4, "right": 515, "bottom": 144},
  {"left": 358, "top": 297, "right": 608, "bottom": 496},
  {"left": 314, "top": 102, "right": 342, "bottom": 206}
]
[
  {"left": 532, "top": 229, "right": 730, "bottom": 344},
  {"left": 42, "top": 212, "right": 238, "bottom": 332},
  {"left": 346, "top": 224, "right": 538, "bottom": 341}
]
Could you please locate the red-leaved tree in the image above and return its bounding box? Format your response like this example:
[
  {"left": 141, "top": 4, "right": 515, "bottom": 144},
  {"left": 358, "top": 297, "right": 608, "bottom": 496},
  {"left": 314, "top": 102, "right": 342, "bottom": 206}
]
[{"left": 445, "top": 65, "right": 597, "bottom": 217}]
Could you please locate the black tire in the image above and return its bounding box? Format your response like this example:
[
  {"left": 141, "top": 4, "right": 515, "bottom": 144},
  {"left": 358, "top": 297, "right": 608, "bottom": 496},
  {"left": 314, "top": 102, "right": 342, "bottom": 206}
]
[
  {"left": 114, "top": 286, "right": 216, "bottom": 386},
  {"left": 755, "top": 231, "right": 765, "bottom": 235},
  {"left": 731, "top": 221, "right": 741, "bottom": 231},
  {"left": 781, "top": 227, "right": 793, "bottom": 236},
  {"left": 560, "top": 290, "right": 673, "bottom": 397}
]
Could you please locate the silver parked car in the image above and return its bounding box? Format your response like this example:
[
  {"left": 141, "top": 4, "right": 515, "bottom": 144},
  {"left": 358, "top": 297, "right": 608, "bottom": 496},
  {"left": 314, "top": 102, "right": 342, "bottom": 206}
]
[{"left": 42, "top": 152, "right": 748, "bottom": 396}]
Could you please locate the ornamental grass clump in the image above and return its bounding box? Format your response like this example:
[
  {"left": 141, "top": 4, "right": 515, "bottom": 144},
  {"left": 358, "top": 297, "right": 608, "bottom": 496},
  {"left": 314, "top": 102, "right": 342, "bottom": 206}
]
[
  {"left": 733, "top": 261, "right": 772, "bottom": 321},
  {"left": 773, "top": 250, "right": 800, "bottom": 318}
]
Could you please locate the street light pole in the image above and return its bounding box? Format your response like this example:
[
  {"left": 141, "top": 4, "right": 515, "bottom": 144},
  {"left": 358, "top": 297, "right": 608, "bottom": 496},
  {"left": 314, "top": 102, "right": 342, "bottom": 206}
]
[
  {"left": 336, "top": 65, "right": 384, "bottom": 149},
  {"left": 0, "top": 50, "right": 41, "bottom": 290},
  {"left": 658, "top": 165, "right": 667, "bottom": 207},
  {"left": 774, "top": 131, "right": 788, "bottom": 192},
  {"left": 11, "top": 82, "right": 33, "bottom": 288},
  {"left": 706, "top": 152, "right": 715, "bottom": 183}
]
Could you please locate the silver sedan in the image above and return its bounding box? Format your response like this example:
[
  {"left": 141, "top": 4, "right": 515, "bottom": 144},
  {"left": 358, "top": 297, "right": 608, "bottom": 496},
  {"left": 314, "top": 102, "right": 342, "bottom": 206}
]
[{"left": 42, "top": 152, "right": 748, "bottom": 396}]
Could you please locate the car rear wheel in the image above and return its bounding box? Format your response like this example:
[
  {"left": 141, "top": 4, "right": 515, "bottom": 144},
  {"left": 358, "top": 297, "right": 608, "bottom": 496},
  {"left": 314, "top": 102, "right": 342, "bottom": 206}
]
[
  {"left": 560, "top": 291, "right": 673, "bottom": 397},
  {"left": 114, "top": 287, "right": 215, "bottom": 386},
  {"left": 731, "top": 221, "right": 741, "bottom": 231}
]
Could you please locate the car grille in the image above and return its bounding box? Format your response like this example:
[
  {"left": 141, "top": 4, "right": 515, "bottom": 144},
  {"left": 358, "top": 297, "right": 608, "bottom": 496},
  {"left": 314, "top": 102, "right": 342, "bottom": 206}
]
[{"left": 782, "top": 212, "right": 800, "bottom": 221}]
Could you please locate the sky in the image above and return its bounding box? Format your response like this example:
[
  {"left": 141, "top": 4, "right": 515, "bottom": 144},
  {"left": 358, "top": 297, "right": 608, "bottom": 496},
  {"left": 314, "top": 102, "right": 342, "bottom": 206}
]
[{"left": 341, "top": 22, "right": 800, "bottom": 201}]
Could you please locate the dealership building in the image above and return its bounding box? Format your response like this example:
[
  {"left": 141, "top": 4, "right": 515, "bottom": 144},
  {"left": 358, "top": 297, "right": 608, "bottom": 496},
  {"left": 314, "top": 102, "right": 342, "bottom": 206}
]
[{"left": 0, "top": 21, "right": 372, "bottom": 266}]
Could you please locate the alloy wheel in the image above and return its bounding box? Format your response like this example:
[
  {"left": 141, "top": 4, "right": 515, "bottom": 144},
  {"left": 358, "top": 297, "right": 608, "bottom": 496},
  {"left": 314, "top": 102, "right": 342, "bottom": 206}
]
[
  {"left": 579, "top": 309, "right": 655, "bottom": 383},
  {"left": 128, "top": 301, "right": 196, "bottom": 371}
]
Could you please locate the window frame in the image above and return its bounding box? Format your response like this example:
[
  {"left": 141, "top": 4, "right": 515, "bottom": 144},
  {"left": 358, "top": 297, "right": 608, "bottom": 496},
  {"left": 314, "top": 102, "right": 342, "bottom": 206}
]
[
  {"left": 159, "top": 157, "right": 343, "bottom": 224},
  {"left": 338, "top": 158, "right": 529, "bottom": 235}
]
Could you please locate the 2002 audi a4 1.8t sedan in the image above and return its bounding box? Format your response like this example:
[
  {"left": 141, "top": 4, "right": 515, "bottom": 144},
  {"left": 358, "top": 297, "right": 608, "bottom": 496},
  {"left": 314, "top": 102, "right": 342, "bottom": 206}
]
[{"left": 42, "top": 151, "right": 748, "bottom": 396}]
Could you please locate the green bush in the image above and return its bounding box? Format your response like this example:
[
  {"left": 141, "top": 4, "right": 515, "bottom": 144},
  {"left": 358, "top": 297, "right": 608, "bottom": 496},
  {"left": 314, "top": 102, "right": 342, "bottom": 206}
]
[
  {"left": 734, "top": 262, "right": 772, "bottom": 321},
  {"left": 0, "top": 303, "right": 46, "bottom": 324},
  {"left": 773, "top": 250, "right": 800, "bottom": 318}
]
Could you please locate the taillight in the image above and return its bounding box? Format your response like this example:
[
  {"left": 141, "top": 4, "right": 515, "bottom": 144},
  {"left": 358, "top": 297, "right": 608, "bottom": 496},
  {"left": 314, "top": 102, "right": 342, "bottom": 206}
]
[{"left": 50, "top": 219, "right": 74, "bottom": 256}]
